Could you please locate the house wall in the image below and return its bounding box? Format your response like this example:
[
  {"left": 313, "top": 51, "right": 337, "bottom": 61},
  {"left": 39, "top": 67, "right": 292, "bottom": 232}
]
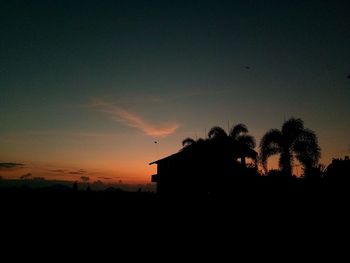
[{"left": 153, "top": 144, "right": 251, "bottom": 196}]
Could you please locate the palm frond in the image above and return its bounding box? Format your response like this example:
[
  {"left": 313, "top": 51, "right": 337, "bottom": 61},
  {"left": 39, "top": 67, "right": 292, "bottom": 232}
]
[
  {"left": 182, "top": 137, "right": 196, "bottom": 147},
  {"left": 229, "top": 123, "right": 248, "bottom": 139},
  {"left": 237, "top": 134, "right": 256, "bottom": 149},
  {"left": 259, "top": 129, "right": 282, "bottom": 171},
  {"left": 282, "top": 118, "right": 304, "bottom": 144},
  {"left": 208, "top": 126, "right": 227, "bottom": 139},
  {"left": 293, "top": 128, "right": 321, "bottom": 168}
]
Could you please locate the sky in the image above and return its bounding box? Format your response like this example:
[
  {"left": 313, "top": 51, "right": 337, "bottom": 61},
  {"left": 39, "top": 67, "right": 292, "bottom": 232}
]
[{"left": 1, "top": 0, "right": 349, "bottom": 184}]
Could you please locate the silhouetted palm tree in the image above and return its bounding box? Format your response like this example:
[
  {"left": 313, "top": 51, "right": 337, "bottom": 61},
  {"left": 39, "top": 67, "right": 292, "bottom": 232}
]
[
  {"left": 207, "top": 124, "right": 256, "bottom": 167},
  {"left": 260, "top": 118, "right": 320, "bottom": 176},
  {"left": 208, "top": 126, "right": 227, "bottom": 139},
  {"left": 182, "top": 137, "right": 196, "bottom": 147},
  {"left": 229, "top": 124, "right": 256, "bottom": 167}
]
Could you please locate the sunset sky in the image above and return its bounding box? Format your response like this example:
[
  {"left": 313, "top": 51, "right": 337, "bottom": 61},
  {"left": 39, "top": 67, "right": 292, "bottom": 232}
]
[{"left": 1, "top": 0, "right": 349, "bottom": 184}]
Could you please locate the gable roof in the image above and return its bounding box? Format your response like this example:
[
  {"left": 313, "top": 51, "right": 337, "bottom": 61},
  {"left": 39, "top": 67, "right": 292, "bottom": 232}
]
[
  {"left": 149, "top": 141, "right": 258, "bottom": 165},
  {"left": 149, "top": 152, "right": 182, "bottom": 165}
]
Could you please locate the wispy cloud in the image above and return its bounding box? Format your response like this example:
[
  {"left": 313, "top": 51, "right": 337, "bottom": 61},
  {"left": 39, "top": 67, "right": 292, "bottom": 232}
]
[
  {"left": 69, "top": 169, "right": 88, "bottom": 175},
  {"left": 0, "top": 163, "right": 24, "bottom": 170},
  {"left": 98, "top": 176, "right": 112, "bottom": 180},
  {"left": 49, "top": 169, "right": 67, "bottom": 173},
  {"left": 91, "top": 99, "right": 179, "bottom": 137}
]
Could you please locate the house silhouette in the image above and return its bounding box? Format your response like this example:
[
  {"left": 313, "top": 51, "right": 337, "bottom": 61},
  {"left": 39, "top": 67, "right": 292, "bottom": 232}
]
[{"left": 150, "top": 138, "right": 257, "bottom": 196}]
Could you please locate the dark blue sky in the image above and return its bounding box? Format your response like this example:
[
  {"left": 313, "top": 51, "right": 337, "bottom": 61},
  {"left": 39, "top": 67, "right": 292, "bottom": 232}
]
[{"left": 1, "top": 0, "right": 349, "bottom": 182}]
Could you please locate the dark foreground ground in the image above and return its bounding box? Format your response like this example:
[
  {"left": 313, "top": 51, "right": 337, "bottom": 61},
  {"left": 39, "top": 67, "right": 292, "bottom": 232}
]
[
  {"left": 1, "top": 185, "right": 349, "bottom": 260},
  {"left": 1, "top": 183, "right": 348, "bottom": 220}
]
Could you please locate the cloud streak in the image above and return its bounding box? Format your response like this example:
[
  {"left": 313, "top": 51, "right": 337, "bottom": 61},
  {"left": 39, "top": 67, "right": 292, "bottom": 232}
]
[
  {"left": 98, "top": 176, "right": 112, "bottom": 180},
  {"left": 0, "top": 163, "right": 24, "bottom": 170},
  {"left": 91, "top": 99, "right": 179, "bottom": 137},
  {"left": 49, "top": 169, "right": 67, "bottom": 173},
  {"left": 69, "top": 169, "right": 88, "bottom": 175}
]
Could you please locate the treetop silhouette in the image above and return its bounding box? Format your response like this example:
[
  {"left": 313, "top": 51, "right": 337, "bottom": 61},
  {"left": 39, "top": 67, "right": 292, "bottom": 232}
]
[{"left": 259, "top": 118, "right": 320, "bottom": 177}]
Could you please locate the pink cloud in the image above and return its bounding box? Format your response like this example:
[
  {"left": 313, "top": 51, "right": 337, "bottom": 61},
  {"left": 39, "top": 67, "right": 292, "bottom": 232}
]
[{"left": 91, "top": 99, "right": 179, "bottom": 137}]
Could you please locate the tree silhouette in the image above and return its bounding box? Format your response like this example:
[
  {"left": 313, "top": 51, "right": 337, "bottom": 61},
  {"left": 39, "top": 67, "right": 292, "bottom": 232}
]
[
  {"left": 229, "top": 124, "right": 256, "bottom": 167},
  {"left": 208, "top": 126, "right": 227, "bottom": 139},
  {"left": 324, "top": 157, "right": 350, "bottom": 185},
  {"left": 181, "top": 124, "right": 256, "bottom": 168},
  {"left": 207, "top": 124, "right": 256, "bottom": 167},
  {"left": 182, "top": 137, "right": 196, "bottom": 148},
  {"left": 260, "top": 118, "right": 320, "bottom": 176}
]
